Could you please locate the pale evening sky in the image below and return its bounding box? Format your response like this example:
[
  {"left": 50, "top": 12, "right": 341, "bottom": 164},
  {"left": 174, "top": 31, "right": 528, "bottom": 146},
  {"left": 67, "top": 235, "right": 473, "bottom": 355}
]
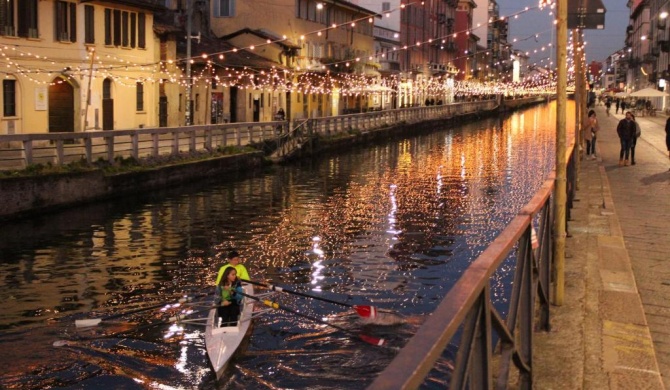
[{"left": 497, "top": 0, "right": 630, "bottom": 66}]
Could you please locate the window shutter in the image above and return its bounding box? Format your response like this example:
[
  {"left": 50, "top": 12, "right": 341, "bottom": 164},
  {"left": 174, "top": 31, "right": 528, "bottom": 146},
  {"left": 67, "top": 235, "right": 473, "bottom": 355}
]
[
  {"left": 104, "top": 8, "right": 111, "bottom": 45},
  {"left": 130, "top": 13, "right": 136, "bottom": 48},
  {"left": 138, "top": 13, "right": 145, "bottom": 48},
  {"left": 85, "top": 5, "right": 94, "bottom": 44},
  {"left": 113, "top": 9, "right": 121, "bottom": 46},
  {"left": 69, "top": 2, "right": 76, "bottom": 42}
]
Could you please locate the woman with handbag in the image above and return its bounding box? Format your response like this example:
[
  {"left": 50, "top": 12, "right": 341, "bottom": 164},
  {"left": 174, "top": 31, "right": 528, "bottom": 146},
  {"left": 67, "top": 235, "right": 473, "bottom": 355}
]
[{"left": 583, "top": 110, "right": 599, "bottom": 160}]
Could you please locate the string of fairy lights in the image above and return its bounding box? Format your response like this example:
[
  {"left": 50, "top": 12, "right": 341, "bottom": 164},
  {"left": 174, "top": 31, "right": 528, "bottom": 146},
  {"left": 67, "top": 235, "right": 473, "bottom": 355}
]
[{"left": 0, "top": 0, "right": 583, "bottom": 98}]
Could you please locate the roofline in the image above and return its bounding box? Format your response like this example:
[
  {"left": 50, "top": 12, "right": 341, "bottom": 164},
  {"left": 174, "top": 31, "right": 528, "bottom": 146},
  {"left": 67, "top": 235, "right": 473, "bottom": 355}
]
[
  {"left": 220, "top": 28, "right": 302, "bottom": 50},
  {"left": 321, "top": 0, "right": 381, "bottom": 18},
  {"left": 80, "top": 0, "right": 166, "bottom": 12}
]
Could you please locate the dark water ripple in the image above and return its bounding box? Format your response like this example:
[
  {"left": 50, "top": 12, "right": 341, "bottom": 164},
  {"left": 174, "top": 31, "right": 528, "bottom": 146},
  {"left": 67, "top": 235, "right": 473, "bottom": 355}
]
[{"left": 0, "top": 102, "right": 572, "bottom": 389}]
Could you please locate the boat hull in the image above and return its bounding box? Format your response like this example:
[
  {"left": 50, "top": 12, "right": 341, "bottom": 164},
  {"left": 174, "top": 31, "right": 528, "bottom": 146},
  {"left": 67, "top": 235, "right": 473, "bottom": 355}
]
[{"left": 204, "top": 284, "right": 254, "bottom": 379}]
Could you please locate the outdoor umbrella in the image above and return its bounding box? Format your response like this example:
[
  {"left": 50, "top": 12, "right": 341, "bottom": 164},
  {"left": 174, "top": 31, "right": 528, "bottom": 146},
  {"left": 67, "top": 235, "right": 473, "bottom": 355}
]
[{"left": 629, "top": 88, "right": 668, "bottom": 97}]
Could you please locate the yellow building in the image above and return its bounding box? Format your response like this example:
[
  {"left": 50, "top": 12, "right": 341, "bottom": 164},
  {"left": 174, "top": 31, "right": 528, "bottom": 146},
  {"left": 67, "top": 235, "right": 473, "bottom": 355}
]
[
  {"left": 0, "top": 0, "right": 166, "bottom": 135},
  {"left": 207, "top": 0, "right": 379, "bottom": 120}
]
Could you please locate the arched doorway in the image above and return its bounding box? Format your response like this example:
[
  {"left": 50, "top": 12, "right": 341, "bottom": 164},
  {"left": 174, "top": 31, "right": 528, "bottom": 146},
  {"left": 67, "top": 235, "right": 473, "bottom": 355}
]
[
  {"left": 48, "top": 77, "right": 74, "bottom": 133},
  {"left": 102, "top": 78, "right": 114, "bottom": 130}
]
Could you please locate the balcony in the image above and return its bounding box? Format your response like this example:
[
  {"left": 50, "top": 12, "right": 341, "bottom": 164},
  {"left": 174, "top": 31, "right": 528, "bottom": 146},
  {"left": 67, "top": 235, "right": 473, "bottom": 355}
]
[
  {"left": 379, "top": 61, "right": 401, "bottom": 73},
  {"left": 428, "top": 62, "right": 447, "bottom": 74}
]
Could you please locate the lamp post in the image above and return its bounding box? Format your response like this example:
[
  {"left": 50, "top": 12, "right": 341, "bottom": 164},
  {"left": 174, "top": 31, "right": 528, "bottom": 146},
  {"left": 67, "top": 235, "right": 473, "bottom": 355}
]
[{"left": 185, "top": 0, "right": 193, "bottom": 126}]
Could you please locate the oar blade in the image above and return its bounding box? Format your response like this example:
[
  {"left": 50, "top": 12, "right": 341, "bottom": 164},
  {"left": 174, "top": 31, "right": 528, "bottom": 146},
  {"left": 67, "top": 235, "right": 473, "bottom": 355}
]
[
  {"left": 353, "top": 305, "right": 377, "bottom": 319},
  {"left": 359, "top": 334, "right": 386, "bottom": 346},
  {"left": 75, "top": 318, "right": 102, "bottom": 328}
]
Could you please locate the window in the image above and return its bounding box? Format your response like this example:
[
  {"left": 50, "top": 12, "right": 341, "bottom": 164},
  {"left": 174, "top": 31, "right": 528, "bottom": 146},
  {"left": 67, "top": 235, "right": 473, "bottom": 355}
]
[
  {"left": 104, "top": 8, "right": 145, "bottom": 49},
  {"left": 213, "top": 0, "right": 236, "bottom": 17},
  {"left": 138, "top": 13, "right": 145, "bottom": 48},
  {"left": 382, "top": 2, "right": 390, "bottom": 12},
  {"left": 3, "top": 80, "right": 16, "bottom": 117},
  {"left": 130, "top": 13, "right": 136, "bottom": 48},
  {"left": 104, "top": 9, "right": 111, "bottom": 44},
  {"left": 136, "top": 82, "right": 144, "bottom": 111},
  {"left": 55, "top": 1, "right": 76, "bottom": 42},
  {"left": 0, "top": 0, "right": 38, "bottom": 38},
  {"left": 103, "top": 79, "right": 112, "bottom": 99},
  {"left": 195, "top": 93, "right": 200, "bottom": 111},
  {"left": 179, "top": 93, "right": 182, "bottom": 111},
  {"left": 0, "top": 1, "right": 15, "bottom": 36},
  {"left": 113, "top": 9, "right": 121, "bottom": 45},
  {"left": 122, "top": 11, "right": 129, "bottom": 47},
  {"left": 85, "top": 5, "right": 94, "bottom": 44}
]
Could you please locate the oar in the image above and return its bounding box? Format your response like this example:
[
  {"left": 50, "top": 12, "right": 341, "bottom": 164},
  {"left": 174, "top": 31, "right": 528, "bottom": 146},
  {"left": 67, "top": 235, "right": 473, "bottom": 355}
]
[
  {"left": 58, "top": 305, "right": 223, "bottom": 346},
  {"left": 75, "top": 293, "right": 209, "bottom": 328},
  {"left": 240, "top": 279, "right": 379, "bottom": 319},
  {"left": 237, "top": 291, "right": 385, "bottom": 346}
]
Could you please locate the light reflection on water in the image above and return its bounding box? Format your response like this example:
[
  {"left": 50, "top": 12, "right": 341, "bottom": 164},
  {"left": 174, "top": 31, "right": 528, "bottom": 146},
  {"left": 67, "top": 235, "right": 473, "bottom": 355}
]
[{"left": 0, "top": 102, "right": 573, "bottom": 389}]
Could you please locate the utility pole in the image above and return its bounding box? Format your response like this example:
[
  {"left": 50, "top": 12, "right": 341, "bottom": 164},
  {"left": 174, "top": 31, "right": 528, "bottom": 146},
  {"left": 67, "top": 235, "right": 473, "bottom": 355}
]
[
  {"left": 84, "top": 48, "right": 95, "bottom": 131},
  {"left": 553, "top": 0, "right": 567, "bottom": 306},
  {"left": 185, "top": 0, "right": 193, "bottom": 126}
]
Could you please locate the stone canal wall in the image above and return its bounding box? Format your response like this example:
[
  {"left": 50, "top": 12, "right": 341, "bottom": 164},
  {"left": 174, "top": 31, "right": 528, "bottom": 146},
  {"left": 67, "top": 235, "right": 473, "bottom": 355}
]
[{"left": 0, "top": 152, "right": 263, "bottom": 220}]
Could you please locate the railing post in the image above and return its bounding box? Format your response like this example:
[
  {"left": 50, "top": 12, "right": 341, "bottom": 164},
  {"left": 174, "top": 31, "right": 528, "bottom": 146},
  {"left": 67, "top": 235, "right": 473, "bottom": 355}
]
[
  {"left": 189, "top": 129, "right": 196, "bottom": 152},
  {"left": 131, "top": 133, "right": 139, "bottom": 160},
  {"left": 152, "top": 133, "right": 159, "bottom": 157},
  {"left": 105, "top": 136, "right": 114, "bottom": 163},
  {"left": 22, "top": 140, "right": 33, "bottom": 166},
  {"left": 172, "top": 131, "right": 179, "bottom": 155},
  {"left": 85, "top": 137, "right": 92, "bottom": 163},
  {"left": 205, "top": 128, "right": 212, "bottom": 150},
  {"left": 55, "top": 139, "right": 64, "bottom": 166}
]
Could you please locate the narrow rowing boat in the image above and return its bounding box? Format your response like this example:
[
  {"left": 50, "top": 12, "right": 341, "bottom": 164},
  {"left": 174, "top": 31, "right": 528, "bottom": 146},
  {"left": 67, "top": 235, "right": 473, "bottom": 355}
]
[{"left": 204, "top": 283, "right": 255, "bottom": 379}]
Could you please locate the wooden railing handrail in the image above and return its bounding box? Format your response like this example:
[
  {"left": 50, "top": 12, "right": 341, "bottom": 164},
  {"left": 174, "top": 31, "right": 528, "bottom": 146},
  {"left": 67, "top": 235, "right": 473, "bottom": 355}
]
[{"left": 368, "top": 139, "right": 575, "bottom": 389}]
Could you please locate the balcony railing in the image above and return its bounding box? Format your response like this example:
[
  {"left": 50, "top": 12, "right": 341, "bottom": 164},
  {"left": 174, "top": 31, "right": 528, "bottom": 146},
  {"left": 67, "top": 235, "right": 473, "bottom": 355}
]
[{"left": 0, "top": 100, "right": 500, "bottom": 171}]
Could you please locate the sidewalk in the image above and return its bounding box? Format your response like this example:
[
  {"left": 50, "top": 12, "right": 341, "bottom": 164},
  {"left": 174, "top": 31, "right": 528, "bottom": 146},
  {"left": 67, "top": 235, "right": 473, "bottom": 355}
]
[{"left": 533, "top": 104, "right": 669, "bottom": 389}]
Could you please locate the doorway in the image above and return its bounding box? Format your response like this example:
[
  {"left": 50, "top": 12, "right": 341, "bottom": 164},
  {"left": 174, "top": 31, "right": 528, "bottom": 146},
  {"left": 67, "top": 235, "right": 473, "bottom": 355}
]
[
  {"left": 253, "top": 99, "right": 260, "bottom": 122},
  {"left": 159, "top": 96, "right": 168, "bottom": 127},
  {"left": 48, "top": 78, "right": 74, "bottom": 133},
  {"left": 211, "top": 92, "right": 223, "bottom": 123},
  {"left": 229, "top": 87, "right": 238, "bottom": 123},
  {"left": 102, "top": 79, "right": 114, "bottom": 130}
]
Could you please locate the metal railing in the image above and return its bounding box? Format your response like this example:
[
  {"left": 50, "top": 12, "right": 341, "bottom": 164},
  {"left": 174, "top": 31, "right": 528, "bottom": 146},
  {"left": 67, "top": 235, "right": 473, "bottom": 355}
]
[
  {"left": 0, "top": 99, "right": 498, "bottom": 171},
  {"left": 368, "top": 141, "right": 576, "bottom": 390}
]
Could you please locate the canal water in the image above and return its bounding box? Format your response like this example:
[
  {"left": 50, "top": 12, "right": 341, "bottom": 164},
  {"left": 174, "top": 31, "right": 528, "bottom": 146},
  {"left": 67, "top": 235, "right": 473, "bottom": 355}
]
[{"left": 0, "top": 101, "right": 572, "bottom": 389}]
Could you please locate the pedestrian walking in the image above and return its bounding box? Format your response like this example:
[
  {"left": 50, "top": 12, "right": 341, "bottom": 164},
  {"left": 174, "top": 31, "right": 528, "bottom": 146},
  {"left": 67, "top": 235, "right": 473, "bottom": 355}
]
[
  {"left": 583, "top": 109, "right": 599, "bottom": 159},
  {"left": 630, "top": 113, "right": 642, "bottom": 165},
  {"left": 605, "top": 99, "right": 611, "bottom": 116},
  {"left": 616, "top": 111, "right": 636, "bottom": 166},
  {"left": 615, "top": 98, "right": 620, "bottom": 114},
  {"left": 665, "top": 116, "right": 670, "bottom": 160}
]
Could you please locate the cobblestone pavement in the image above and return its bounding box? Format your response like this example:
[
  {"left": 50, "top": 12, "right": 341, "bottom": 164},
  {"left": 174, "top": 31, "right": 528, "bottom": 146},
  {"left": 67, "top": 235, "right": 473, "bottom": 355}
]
[{"left": 533, "top": 104, "right": 668, "bottom": 389}]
